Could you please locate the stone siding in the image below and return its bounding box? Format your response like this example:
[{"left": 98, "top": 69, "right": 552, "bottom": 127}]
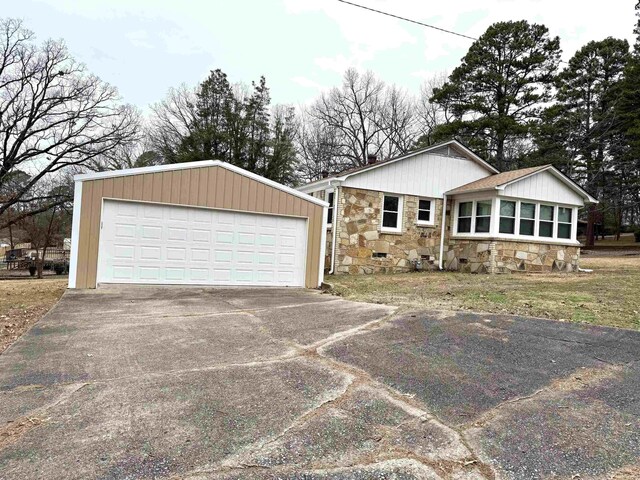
[
  {"left": 334, "top": 187, "right": 443, "bottom": 274},
  {"left": 446, "top": 239, "right": 580, "bottom": 273}
]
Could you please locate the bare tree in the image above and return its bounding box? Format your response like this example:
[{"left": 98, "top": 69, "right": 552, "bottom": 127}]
[
  {"left": 416, "top": 72, "right": 453, "bottom": 147},
  {"left": 0, "top": 18, "right": 139, "bottom": 229},
  {"left": 295, "top": 108, "right": 344, "bottom": 182},
  {"left": 309, "top": 69, "right": 414, "bottom": 170},
  {"left": 147, "top": 84, "right": 199, "bottom": 163},
  {"left": 82, "top": 139, "right": 161, "bottom": 172}
]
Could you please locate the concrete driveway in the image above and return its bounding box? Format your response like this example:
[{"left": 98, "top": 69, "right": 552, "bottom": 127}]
[{"left": 0, "top": 287, "right": 638, "bottom": 480}]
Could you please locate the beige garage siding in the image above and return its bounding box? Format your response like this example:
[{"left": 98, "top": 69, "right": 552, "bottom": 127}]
[{"left": 73, "top": 164, "right": 325, "bottom": 289}]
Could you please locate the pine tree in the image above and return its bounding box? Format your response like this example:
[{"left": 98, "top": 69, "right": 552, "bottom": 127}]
[{"left": 430, "top": 20, "right": 561, "bottom": 171}]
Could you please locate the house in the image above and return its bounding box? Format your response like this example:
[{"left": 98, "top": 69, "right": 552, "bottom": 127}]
[
  {"left": 298, "top": 140, "right": 597, "bottom": 275},
  {"left": 68, "top": 161, "right": 328, "bottom": 289}
]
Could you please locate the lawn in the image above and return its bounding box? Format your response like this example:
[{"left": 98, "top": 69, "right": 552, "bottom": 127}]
[
  {"left": 328, "top": 255, "right": 640, "bottom": 331},
  {"left": 0, "top": 278, "right": 68, "bottom": 354}
]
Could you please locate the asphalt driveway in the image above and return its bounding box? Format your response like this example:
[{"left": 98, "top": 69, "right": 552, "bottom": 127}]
[{"left": 0, "top": 287, "right": 638, "bottom": 479}]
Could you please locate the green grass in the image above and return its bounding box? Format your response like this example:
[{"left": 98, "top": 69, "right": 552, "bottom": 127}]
[{"left": 329, "top": 255, "right": 640, "bottom": 331}]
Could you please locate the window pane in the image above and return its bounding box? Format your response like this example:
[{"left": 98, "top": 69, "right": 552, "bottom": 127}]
[
  {"left": 418, "top": 199, "right": 431, "bottom": 211},
  {"left": 520, "top": 202, "right": 535, "bottom": 219},
  {"left": 327, "top": 193, "right": 334, "bottom": 223},
  {"left": 418, "top": 209, "right": 430, "bottom": 222},
  {"left": 382, "top": 212, "right": 398, "bottom": 228},
  {"left": 458, "top": 217, "right": 471, "bottom": 233},
  {"left": 475, "top": 217, "right": 491, "bottom": 233},
  {"left": 500, "top": 200, "right": 516, "bottom": 217},
  {"left": 558, "top": 207, "right": 572, "bottom": 223},
  {"left": 539, "top": 221, "right": 553, "bottom": 237},
  {"left": 384, "top": 195, "right": 399, "bottom": 212},
  {"left": 558, "top": 223, "right": 571, "bottom": 239},
  {"left": 540, "top": 205, "right": 554, "bottom": 221},
  {"left": 476, "top": 201, "right": 492, "bottom": 216},
  {"left": 520, "top": 219, "right": 534, "bottom": 236},
  {"left": 458, "top": 202, "right": 472, "bottom": 217},
  {"left": 499, "top": 217, "right": 515, "bottom": 234}
]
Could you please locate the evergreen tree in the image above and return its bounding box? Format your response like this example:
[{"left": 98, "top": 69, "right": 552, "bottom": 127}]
[{"left": 431, "top": 20, "right": 561, "bottom": 170}]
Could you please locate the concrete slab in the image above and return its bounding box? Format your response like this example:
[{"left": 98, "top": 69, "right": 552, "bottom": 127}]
[
  {"left": 2, "top": 286, "right": 638, "bottom": 479},
  {"left": 324, "top": 310, "right": 640, "bottom": 479},
  {"left": 0, "top": 358, "right": 351, "bottom": 480}
]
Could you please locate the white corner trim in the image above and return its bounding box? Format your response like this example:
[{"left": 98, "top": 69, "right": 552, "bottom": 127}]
[
  {"left": 73, "top": 160, "right": 329, "bottom": 208},
  {"left": 68, "top": 180, "right": 83, "bottom": 289}
]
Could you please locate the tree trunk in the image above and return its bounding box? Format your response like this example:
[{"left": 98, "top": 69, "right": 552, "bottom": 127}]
[{"left": 586, "top": 204, "right": 596, "bottom": 247}]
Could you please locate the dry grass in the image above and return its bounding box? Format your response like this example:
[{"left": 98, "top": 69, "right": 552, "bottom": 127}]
[
  {"left": 329, "top": 255, "right": 640, "bottom": 331},
  {"left": 0, "top": 278, "right": 67, "bottom": 354}
]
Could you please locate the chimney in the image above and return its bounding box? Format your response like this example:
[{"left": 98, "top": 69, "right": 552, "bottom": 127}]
[
  {"left": 321, "top": 170, "right": 330, "bottom": 178},
  {"left": 367, "top": 154, "right": 377, "bottom": 165}
]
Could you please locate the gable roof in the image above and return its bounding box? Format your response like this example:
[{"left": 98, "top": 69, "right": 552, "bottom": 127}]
[
  {"left": 298, "top": 139, "right": 499, "bottom": 192},
  {"left": 446, "top": 164, "right": 598, "bottom": 203},
  {"left": 74, "top": 160, "right": 329, "bottom": 208}
]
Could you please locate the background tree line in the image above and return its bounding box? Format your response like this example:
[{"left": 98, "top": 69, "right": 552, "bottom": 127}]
[{"left": 2, "top": 5, "right": 640, "bottom": 252}]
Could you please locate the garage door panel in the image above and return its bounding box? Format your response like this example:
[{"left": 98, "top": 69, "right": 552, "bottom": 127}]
[{"left": 98, "top": 200, "right": 306, "bottom": 287}]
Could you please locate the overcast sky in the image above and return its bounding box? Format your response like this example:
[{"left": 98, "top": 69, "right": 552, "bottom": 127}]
[{"left": 8, "top": 0, "right": 637, "bottom": 111}]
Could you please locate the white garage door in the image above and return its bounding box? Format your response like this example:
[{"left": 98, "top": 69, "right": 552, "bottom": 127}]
[{"left": 97, "top": 200, "right": 307, "bottom": 287}]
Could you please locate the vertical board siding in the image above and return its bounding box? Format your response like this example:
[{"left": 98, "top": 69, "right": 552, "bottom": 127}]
[
  {"left": 343, "top": 153, "right": 492, "bottom": 198},
  {"left": 502, "top": 170, "right": 583, "bottom": 206},
  {"left": 75, "top": 165, "right": 323, "bottom": 289}
]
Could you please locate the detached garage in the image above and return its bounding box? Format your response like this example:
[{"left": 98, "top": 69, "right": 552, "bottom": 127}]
[{"left": 68, "top": 161, "right": 328, "bottom": 289}]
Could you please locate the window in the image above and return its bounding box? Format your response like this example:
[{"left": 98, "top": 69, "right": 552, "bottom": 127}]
[
  {"left": 475, "top": 201, "right": 491, "bottom": 233},
  {"left": 519, "top": 202, "right": 535, "bottom": 236},
  {"left": 558, "top": 207, "right": 572, "bottom": 239},
  {"left": 499, "top": 200, "right": 516, "bottom": 234},
  {"left": 326, "top": 191, "right": 334, "bottom": 226},
  {"left": 382, "top": 194, "right": 402, "bottom": 232},
  {"left": 539, "top": 205, "right": 554, "bottom": 237},
  {"left": 417, "top": 198, "right": 432, "bottom": 225},
  {"left": 457, "top": 202, "right": 473, "bottom": 233}
]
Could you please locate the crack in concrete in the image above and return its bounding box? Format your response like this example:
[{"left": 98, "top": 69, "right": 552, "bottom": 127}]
[{"left": 460, "top": 363, "right": 625, "bottom": 432}]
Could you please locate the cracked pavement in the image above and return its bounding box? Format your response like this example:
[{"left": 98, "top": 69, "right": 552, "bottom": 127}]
[{"left": 0, "top": 287, "right": 638, "bottom": 479}]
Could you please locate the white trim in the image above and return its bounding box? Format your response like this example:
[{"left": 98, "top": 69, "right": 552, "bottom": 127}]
[
  {"left": 74, "top": 160, "right": 329, "bottom": 209},
  {"left": 380, "top": 193, "right": 404, "bottom": 234},
  {"left": 68, "top": 180, "right": 83, "bottom": 288},
  {"left": 416, "top": 197, "right": 436, "bottom": 227}
]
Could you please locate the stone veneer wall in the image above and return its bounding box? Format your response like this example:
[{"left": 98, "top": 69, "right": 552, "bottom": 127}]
[
  {"left": 334, "top": 187, "right": 443, "bottom": 274},
  {"left": 446, "top": 239, "right": 580, "bottom": 273}
]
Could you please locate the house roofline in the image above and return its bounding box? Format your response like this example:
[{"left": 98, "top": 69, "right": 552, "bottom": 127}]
[
  {"left": 446, "top": 165, "right": 598, "bottom": 204},
  {"left": 298, "top": 139, "right": 500, "bottom": 191},
  {"left": 74, "top": 160, "right": 329, "bottom": 208}
]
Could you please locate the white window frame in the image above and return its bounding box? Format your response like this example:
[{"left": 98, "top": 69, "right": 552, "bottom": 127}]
[
  {"left": 325, "top": 189, "right": 335, "bottom": 228},
  {"left": 498, "top": 199, "right": 517, "bottom": 235},
  {"left": 452, "top": 197, "right": 580, "bottom": 244},
  {"left": 474, "top": 200, "right": 492, "bottom": 234},
  {"left": 381, "top": 193, "right": 404, "bottom": 233},
  {"left": 416, "top": 197, "right": 435, "bottom": 226},
  {"left": 456, "top": 201, "right": 474, "bottom": 233},
  {"left": 538, "top": 204, "right": 555, "bottom": 239},
  {"left": 557, "top": 206, "right": 573, "bottom": 240}
]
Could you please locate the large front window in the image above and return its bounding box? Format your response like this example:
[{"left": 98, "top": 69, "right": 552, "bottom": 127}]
[
  {"left": 454, "top": 199, "right": 577, "bottom": 242},
  {"left": 382, "top": 194, "right": 402, "bottom": 232}
]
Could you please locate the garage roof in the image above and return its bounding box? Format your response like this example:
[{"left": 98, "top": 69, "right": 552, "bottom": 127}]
[{"left": 74, "top": 160, "right": 329, "bottom": 207}]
